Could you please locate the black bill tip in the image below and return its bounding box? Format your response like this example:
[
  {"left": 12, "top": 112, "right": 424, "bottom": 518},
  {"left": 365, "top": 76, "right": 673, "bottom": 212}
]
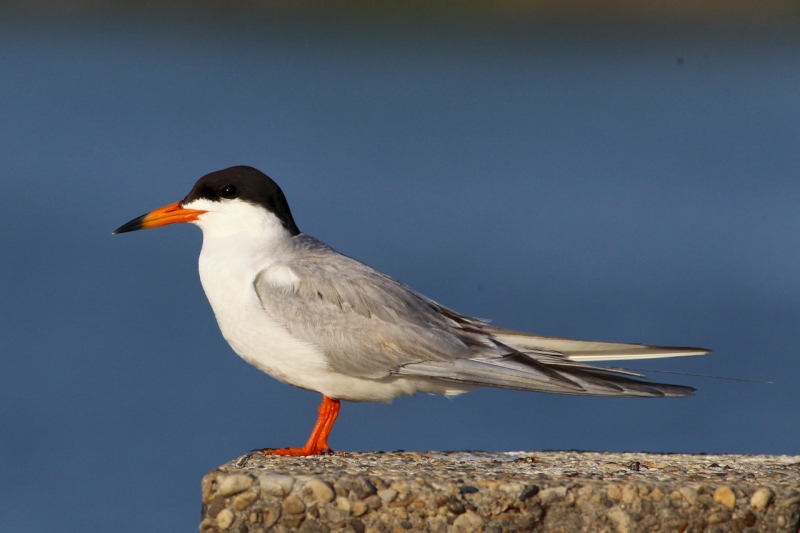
[{"left": 113, "top": 214, "right": 146, "bottom": 234}]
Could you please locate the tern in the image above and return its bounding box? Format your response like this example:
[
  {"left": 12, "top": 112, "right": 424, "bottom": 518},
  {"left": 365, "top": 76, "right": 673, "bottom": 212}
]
[{"left": 115, "top": 166, "right": 708, "bottom": 456}]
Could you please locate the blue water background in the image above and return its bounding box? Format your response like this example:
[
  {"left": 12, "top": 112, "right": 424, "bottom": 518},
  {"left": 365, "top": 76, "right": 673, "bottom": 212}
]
[{"left": 1, "top": 15, "right": 799, "bottom": 531}]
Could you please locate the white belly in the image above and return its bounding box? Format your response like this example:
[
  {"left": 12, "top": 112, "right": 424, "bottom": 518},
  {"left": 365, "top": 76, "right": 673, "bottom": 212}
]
[{"left": 196, "top": 237, "right": 471, "bottom": 402}]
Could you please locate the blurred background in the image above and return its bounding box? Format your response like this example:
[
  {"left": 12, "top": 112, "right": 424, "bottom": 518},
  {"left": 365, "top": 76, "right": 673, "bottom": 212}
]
[{"left": 1, "top": 1, "right": 799, "bottom": 531}]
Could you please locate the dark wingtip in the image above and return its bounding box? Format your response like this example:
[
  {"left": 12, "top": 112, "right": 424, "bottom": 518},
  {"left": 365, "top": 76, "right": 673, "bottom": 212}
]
[
  {"left": 113, "top": 214, "right": 146, "bottom": 234},
  {"left": 663, "top": 384, "right": 696, "bottom": 397}
]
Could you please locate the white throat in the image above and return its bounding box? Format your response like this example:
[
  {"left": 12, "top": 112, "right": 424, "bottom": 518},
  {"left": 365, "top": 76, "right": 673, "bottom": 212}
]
[
  {"left": 183, "top": 197, "right": 292, "bottom": 243},
  {"left": 183, "top": 197, "right": 296, "bottom": 295}
]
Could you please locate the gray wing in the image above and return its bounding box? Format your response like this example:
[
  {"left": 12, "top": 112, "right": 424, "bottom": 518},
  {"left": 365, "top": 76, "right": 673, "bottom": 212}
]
[{"left": 254, "top": 235, "right": 706, "bottom": 398}]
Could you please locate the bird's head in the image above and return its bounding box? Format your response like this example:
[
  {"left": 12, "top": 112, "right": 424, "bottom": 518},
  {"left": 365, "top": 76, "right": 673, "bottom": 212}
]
[{"left": 113, "top": 166, "right": 300, "bottom": 239}]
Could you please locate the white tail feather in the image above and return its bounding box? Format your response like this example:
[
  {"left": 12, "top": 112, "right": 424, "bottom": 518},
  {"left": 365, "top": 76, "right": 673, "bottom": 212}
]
[{"left": 489, "top": 330, "right": 709, "bottom": 362}]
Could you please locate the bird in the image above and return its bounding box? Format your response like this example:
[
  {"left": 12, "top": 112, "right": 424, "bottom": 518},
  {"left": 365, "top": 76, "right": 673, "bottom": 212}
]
[{"left": 114, "top": 165, "right": 709, "bottom": 456}]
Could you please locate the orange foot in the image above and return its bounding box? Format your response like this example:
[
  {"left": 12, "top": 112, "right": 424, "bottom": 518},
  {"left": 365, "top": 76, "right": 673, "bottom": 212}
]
[
  {"left": 261, "top": 396, "right": 340, "bottom": 457},
  {"left": 259, "top": 444, "right": 333, "bottom": 457}
]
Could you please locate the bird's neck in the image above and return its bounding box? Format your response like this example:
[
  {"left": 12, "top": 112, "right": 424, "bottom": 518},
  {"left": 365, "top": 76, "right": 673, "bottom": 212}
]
[{"left": 198, "top": 230, "right": 292, "bottom": 276}]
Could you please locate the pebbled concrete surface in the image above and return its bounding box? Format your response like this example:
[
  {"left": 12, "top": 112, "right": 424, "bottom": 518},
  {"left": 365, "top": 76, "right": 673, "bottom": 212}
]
[{"left": 200, "top": 451, "right": 800, "bottom": 532}]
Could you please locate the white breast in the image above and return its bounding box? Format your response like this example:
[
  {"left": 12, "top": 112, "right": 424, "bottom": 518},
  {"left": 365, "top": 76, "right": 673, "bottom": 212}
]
[{"left": 197, "top": 235, "right": 332, "bottom": 391}]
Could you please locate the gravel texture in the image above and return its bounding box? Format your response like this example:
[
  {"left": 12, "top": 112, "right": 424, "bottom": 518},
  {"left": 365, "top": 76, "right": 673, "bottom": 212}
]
[{"left": 200, "top": 451, "right": 800, "bottom": 533}]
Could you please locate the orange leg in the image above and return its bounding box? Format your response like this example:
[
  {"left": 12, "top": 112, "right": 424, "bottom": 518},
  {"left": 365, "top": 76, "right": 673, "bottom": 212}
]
[
  {"left": 261, "top": 396, "right": 341, "bottom": 456},
  {"left": 314, "top": 396, "right": 340, "bottom": 452}
]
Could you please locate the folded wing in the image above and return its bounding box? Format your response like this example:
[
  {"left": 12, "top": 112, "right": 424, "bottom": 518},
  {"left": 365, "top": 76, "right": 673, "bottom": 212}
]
[{"left": 255, "top": 236, "right": 707, "bottom": 398}]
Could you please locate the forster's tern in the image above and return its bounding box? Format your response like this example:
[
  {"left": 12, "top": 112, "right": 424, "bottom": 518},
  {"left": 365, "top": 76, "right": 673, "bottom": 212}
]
[{"left": 115, "top": 166, "right": 708, "bottom": 456}]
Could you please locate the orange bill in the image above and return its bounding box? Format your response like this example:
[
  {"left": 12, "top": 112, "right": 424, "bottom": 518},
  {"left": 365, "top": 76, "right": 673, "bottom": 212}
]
[{"left": 113, "top": 201, "right": 207, "bottom": 234}]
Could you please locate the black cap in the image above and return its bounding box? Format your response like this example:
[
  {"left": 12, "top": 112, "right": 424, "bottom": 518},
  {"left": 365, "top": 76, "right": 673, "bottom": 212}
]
[{"left": 182, "top": 166, "right": 300, "bottom": 236}]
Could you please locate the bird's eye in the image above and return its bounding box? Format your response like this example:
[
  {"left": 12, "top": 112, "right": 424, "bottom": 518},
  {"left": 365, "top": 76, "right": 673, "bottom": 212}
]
[{"left": 219, "top": 185, "right": 238, "bottom": 199}]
